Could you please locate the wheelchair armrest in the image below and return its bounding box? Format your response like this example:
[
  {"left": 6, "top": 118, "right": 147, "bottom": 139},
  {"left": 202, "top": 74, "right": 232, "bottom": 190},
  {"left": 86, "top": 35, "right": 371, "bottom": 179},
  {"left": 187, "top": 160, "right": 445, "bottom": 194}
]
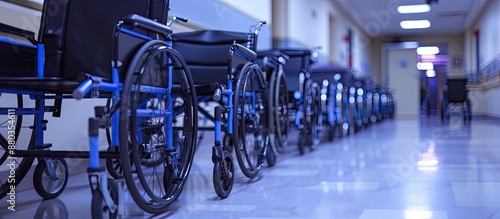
[
  {"left": 123, "top": 14, "right": 172, "bottom": 37},
  {"left": 230, "top": 43, "right": 257, "bottom": 61}
]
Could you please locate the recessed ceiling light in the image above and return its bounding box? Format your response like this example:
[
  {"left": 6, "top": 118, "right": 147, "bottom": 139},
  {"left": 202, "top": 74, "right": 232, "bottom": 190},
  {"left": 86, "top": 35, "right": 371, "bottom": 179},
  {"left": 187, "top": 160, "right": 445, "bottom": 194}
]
[
  {"left": 400, "top": 20, "right": 431, "bottom": 29},
  {"left": 397, "top": 4, "right": 431, "bottom": 14},
  {"left": 417, "top": 46, "right": 440, "bottom": 55},
  {"left": 426, "top": 69, "right": 436, "bottom": 77},
  {"left": 417, "top": 62, "right": 434, "bottom": 70}
]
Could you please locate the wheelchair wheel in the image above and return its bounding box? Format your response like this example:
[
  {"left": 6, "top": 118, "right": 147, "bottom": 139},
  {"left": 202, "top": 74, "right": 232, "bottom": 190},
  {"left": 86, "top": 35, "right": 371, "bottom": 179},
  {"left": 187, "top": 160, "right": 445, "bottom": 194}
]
[
  {"left": 233, "top": 63, "right": 268, "bottom": 179},
  {"left": 265, "top": 133, "right": 277, "bottom": 167},
  {"left": 465, "top": 98, "right": 472, "bottom": 123},
  {"left": 270, "top": 73, "right": 289, "bottom": 153},
  {"left": 303, "top": 81, "right": 322, "bottom": 150},
  {"left": 105, "top": 145, "right": 123, "bottom": 179},
  {"left": 0, "top": 94, "right": 36, "bottom": 199},
  {"left": 104, "top": 98, "right": 123, "bottom": 179},
  {"left": 222, "top": 134, "right": 233, "bottom": 153},
  {"left": 91, "top": 178, "right": 119, "bottom": 219},
  {"left": 33, "top": 158, "right": 69, "bottom": 199},
  {"left": 213, "top": 150, "right": 234, "bottom": 199},
  {"left": 120, "top": 40, "right": 197, "bottom": 214}
]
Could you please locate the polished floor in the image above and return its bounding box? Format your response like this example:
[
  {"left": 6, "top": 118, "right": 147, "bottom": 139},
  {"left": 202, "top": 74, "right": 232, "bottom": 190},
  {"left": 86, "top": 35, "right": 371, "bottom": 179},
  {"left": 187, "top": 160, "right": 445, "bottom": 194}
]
[{"left": 2, "top": 115, "right": 500, "bottom": 219}]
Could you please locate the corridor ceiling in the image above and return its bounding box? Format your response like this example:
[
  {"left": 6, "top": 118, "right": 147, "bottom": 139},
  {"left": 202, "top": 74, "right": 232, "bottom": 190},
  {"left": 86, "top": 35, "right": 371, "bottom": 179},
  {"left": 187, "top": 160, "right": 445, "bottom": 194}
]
[{"left": 334, "top": 0, "right": 491, "bottom": 37}]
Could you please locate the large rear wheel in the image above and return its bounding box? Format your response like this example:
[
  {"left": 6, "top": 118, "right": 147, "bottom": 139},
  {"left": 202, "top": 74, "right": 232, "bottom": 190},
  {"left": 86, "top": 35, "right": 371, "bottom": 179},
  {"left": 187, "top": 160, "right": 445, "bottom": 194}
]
[
  {"left": 120, "top": 40, "right": 197, "bottom": 214},
  {"left": 0, "top": 94, "right": 36, "bottom": 199},
  {"left": 233, "top": 63, "right": 268, "bottom": 179}
]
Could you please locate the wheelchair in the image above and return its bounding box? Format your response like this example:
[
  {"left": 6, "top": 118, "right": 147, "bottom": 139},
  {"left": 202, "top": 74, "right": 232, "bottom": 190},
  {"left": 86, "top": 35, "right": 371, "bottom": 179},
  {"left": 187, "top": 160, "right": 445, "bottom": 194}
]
[
  {"left": 312, "top": 65, "right": 355, "bottom": 137},
  {"left": 440, "top": 77, "right": 471, "bottom": 123},
  {"left": 172, "top": 22, "right": 275, "bottom": 197},
  {"left": 1, "top": 0, "right": 198, "bottom": 216},
  {"left": 256, "top": 50, "right": 291, "bottom": 153},
  {"left": 279, "top": 49, "right": 322, "bottom": 154},
  {"left": 375, "top": 84, "right": 395, "bottom": 119},
  {"left": 309, "top": 65, "right": 343, "bottom": 142},
  {"left": 352, "top": 79, "right": 366, "bottom": 131}
]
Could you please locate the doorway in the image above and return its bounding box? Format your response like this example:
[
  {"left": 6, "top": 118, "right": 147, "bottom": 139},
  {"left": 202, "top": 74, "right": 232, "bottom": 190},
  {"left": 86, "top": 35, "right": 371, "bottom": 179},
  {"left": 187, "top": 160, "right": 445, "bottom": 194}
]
[{"left": 418, "top": 51, "right": 448, "bottom": 116}]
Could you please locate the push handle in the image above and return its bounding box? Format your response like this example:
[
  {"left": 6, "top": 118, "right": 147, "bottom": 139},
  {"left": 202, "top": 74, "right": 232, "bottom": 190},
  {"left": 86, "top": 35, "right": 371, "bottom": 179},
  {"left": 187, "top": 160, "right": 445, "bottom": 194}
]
[
  {"left": 210, "top": 82, "right": 224, "bottom": 102},
  {"left": 72, "top": 79, "right": 93, "bottom": 100},
  {"left": 213, "top": 88, "right": 222, "bottom": 102},
  {"left": 167, "top": 16, "right": 188, "bottom": 27}
]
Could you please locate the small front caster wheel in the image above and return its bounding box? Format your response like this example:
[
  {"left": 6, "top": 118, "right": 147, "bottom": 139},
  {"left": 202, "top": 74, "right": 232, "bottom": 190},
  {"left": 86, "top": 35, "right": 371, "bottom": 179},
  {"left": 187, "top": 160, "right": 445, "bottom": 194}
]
[
  {"left": 213, "top": 150, "right": 234, "bottom": 199},
  {"left": 91, "top": 178, "right": 119, "bottom": 219},
  {"left": 33, "top": 158, "right": 68, "bottom": 199}
]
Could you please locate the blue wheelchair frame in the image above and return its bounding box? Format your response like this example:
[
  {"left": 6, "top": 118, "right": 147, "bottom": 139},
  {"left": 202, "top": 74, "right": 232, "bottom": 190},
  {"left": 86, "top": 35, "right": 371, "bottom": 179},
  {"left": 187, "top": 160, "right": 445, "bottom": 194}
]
[{"left": 0, "top": 13, "right": 196, "bottom": 216}]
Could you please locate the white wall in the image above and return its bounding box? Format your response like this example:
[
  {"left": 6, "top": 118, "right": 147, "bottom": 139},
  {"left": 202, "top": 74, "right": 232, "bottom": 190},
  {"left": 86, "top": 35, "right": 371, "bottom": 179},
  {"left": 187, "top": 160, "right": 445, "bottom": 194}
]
[
  {"left": 476, "top": 0, "right": 500, "bottom": 67},
  {"left": 0, "top": 1, "right": 41, "bottom": 38},
  {"left": 219, "top": 0, "right": 271, "bottom": 25},
  {"left": 283, "top": 0, "right": 372, "bottom": 75},
  {"left": 170, "top": 0, "right": 272, "bottom": 50},
  {"left": 464, "top": 0, "right": 500, "bottom": 117}
]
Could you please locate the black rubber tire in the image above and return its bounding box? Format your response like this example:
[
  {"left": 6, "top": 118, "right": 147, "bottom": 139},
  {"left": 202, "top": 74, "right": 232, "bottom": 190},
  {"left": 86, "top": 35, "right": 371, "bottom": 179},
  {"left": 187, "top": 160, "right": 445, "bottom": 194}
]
[
  {"left": 119, "top": 40, "right": 197, "bottom": 214},
  {"left": 271, "top": 73, "right": 289, "bottom": 153},
  {"left": 265, "top": 134, "right": 277, "bottom": 167},
  {"left": 33, "top": 158, "right": 68, "bottom": 200},
  {"left": 105, "top": 146, "right": 123, "bottom": 179},
  {"left": 0, "top": 94, "right": 36, "bottom": 199},
  {"left": 213, "top": 150, "right": 234, "bottom": 199},
  {"left": 91, "top": 178, "right": 119, "bottom": 219},
  {"left": 233, "top": 63, "right": 268, "bottom": 179}
]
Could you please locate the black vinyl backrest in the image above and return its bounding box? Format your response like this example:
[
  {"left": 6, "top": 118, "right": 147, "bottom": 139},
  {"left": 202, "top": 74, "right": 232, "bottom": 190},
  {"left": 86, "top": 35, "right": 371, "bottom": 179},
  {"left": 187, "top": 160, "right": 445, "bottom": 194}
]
[
  {"left": 280, "top": 49, "right": 312, "bottom": 91},
  {"left": 39, "top": 0, "right": 169, "bottom": 79},
  {"left": 446, "top": 78, "right": 468, "bottom": 103},
  {"left": 172, "top": 30, "right": 248, "bottom": 85}
]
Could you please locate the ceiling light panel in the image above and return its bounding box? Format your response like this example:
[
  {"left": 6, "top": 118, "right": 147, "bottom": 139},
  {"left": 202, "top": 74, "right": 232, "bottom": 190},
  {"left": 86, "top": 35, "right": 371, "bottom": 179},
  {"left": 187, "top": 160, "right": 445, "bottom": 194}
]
[
  {"left": 397, "top": 4, "right": 431, "bottom": 14},
  {"left": 400, "top": 20, "right": 431, "bottom": 29},
  {"left": 417, "top": 62, "right": 434, "bottom": 70},
  {"left": 417, "top": 46, "right": 440, "bottom": 55}
]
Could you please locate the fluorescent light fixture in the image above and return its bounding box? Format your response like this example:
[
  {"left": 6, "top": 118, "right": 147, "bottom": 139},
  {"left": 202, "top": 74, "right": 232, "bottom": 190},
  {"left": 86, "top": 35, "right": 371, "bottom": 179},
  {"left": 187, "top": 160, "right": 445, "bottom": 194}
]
[
  {"left": 417, "top": 62, "right": 434, "bottom": 70},
  {"left": 400, "top": 20, "right": 431, "bottom": 29},
  {"left": 417, "top": 46, "right": 440, "bottom": 55},
  {"left": 397, "top": 4, "right": 431, "bottom": 14},
  {"left": 426, "top": 69, "right": 436, "bottom": 77}
]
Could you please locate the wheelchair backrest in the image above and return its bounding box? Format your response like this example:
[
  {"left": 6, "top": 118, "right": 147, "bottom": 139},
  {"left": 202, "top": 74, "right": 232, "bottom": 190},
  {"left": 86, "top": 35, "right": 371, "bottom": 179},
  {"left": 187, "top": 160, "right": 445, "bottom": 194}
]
[
  {"left": 39, "top": 0, "right": 169, "bottom": 79},
  {"left": 446, "top": 78, "right": 468, "bottom": 103},
  {"left": 279, "top": 49, "right": 312, "bottom": 92},
  {"left": 171, "top": 30, "right": 248, "bottom": 85}
]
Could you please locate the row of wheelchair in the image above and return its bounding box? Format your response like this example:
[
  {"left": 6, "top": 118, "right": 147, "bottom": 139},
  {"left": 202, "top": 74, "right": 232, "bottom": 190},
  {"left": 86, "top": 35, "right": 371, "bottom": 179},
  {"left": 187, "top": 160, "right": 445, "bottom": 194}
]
[{"left": 0, "top": 0, "right": 394, "bottom": 217}]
